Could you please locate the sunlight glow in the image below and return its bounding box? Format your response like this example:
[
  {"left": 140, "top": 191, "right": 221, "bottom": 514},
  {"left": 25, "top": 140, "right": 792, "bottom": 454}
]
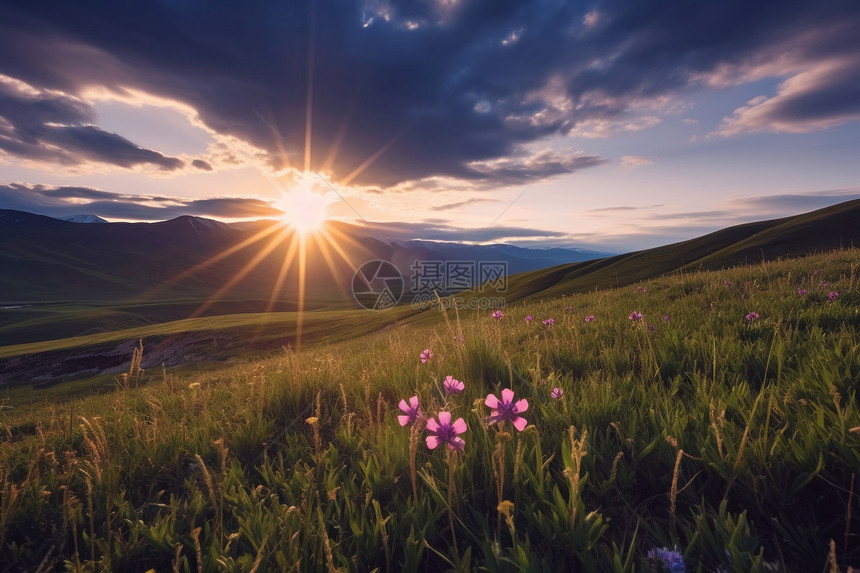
[{"left": 276, "top": 186, "right": 330, "bottom": 234}]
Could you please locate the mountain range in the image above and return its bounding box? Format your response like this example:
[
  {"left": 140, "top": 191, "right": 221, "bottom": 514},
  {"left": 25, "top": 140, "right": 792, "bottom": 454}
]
[{"left": 1, "top": 198, "right": 859, "bottom": 384}]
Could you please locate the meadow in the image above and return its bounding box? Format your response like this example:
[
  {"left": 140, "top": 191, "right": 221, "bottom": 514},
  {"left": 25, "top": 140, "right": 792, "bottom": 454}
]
[{"left": 1, "top": 249, "right": 859, "bottom": 572}]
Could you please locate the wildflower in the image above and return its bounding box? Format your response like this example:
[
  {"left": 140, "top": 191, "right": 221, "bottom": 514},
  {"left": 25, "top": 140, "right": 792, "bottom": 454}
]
[
  {"left": 647, "top": 323, "right": 656, "bottom": 332},
  {"left": 566, "top": 305, "right": 573, "bottom": 311},
  {"left": 638, "top": 286, "right": 647, "bottom": 293},
  {"left": 585, "top": 314, "right": 595, "bottom": 323},
  {"left": 425, "top": 411, "right": 466, "bottom": 450},
  {"left": 828, "top": 291, "right": 839, "bottom": 301},
  {"left": 813, "top": 269, "right": 821, "bottom": 277},
  {"left": 550, "top": 387, "right": 563, "bottom": 400},
  {"left": 492, "top": 310, "right": 504, "bottom": 320},
  {"left": 542, "top": 317, "right": 555, "bottom": 326},
  {"left": 420, "top": 348, "right": 433, "bottom": 363},
  {"left": 797, "top": 288, "right": 808, "bottom": 295},
  {"left": 629, "top": 311, "right": 643, "bottom": 322},
  {"left": 646, "top": 546, "right": 686, "bottom": 573},
  {"left": 525, "top": 315, "right": 534, "bottom": 323},
  {"left": 398, "top": 396, "right": 421, "bottom": 426},
  {"left": 723, "top": 280, "right": 732, "bottom": 286},
  {"left": 443, "top": 375, "right": 464, "bottom": 395},
  {"left": 819, "top": 281, "right": 828, "bottom": 288},
  {"left": 745, "top": 311, "right": 759, "bottom": 321},
  {"left": 663, "top": 315, "right": 670, "bottom": 322},
  {"left": 486, "top": 388, "right": 529, "bottom": 431}
]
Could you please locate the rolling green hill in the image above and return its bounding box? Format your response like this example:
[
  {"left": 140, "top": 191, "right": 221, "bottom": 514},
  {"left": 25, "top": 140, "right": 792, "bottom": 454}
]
[{"left": 496, "top": 198, "right": 860, "bottom": 304}]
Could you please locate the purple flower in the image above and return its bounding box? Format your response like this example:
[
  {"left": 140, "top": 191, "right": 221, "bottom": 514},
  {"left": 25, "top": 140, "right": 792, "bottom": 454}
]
[
  {"left": 813, "top": 269, "right": 821, "bottom": 277},
  {"left": 723, "top": 280, "right": 732, "bottom": 287},
  {"left": 492, "top": 310, "right": 504, "bottom": 320},
  {"left": 398, "top": 396, "right": 421, "bottom": 426},
  {"left": 797, "top": 288, "right": 808, "bottom": 296},
  {"left": 629, "top": 311, "right": 643, "bottom": 322},
  {"left": 443, "top": 375, "right": 464, "bottom": 394},
  {"left": 566, "top": 305, "right": 573, "bottom": 311},
  {"left": 828, "top": 291, "right": 839, "bottom": 301},
  {"left": 542, "top": 318, "right": 555, "bottom": 326},
  {"left": 647, "top": 546, "right": 686, "bottom": 573},
  {"left": 745, "top": 311, "right": 759, "bottom": 322},
  {"left": 647, "top": 323, "right": 656, "bottom": 332},
  {"left": 819, "top": 281, "right": 828, "bottom": 288},
  {"left": 425, "top": 411, "right": 467, "bottom": 450},
  {"left": 663, "top": 315, "right": 670, "bottom": 322},
  {"left": 585, "top": 314, "right": 595, "bottom": 323},
  {"left": 525, "top": 315, "right": 534, "bottom": 323},
  {"left": 485, "top": 389, "right": 529, "bottom": 431},
  {"left": 420, "top": 348, "right": 433, "bottom": 363},
  {"left": 550, "top": 387, "right": 563, "bottom": 400}
]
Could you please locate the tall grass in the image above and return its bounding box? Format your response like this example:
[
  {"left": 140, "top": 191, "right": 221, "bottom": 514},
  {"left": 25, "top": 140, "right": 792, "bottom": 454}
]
[{"left": 1, "top": 249, "right": 858, "bottom": 571}]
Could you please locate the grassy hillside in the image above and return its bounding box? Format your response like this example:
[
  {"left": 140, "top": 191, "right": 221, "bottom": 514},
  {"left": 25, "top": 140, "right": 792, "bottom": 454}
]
[
  {"left": 495, "top": 198, "right": 860, "bottom": 305},
  {"left": 1, "top": 248, "right": 858, "bottom": 571}
]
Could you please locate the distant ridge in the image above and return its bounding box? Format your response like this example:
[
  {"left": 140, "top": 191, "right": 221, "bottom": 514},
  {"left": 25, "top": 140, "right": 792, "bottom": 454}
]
[
  {"left": 62, "top": 214, "right": 108, "bottom": 224},
  {"left": 499, "top": 198, "right": 860, "bottom": 303}
]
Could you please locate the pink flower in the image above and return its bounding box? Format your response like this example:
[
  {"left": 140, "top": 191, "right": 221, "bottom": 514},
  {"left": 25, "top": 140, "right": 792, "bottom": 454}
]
[
  {"left": 525, "top": 315, "right": 534, "bottom": 323},
  {"left": 662, "top": 315, "right": 670, "bottom": 322},
  {"left": 797, "top": 289, "right": 808, "bottom": 296},
  {"left": 566, "top": 305, "right": 573, "bottom": 311},
  {"left": 425, "top": 411, "right": 467, "bottom": 450},
  {"left": 420, "top": 348, "right": 433, "bottom": 363},
  {"left": 813, "top": 269, "right": 821, "bottom": 277},
  {"left": 550, "top": 387, "right": 563, "bottom": 400},
  {"left": 819, "top": 281, "right": 828, "bottom": 288},
  {"left": 492, "top": 310, "right": 504, "bottom": 320},
  {"left": 443, "top": 375, "right": 464, "bottom": 394},
  {"left": 638, "top": 286, "right": 647, "bottom": 293},
  {"left": 629, "top": 311, "right": 643, "bottom": 322},
  {"left": 398, "top": 396, "right": 421, "bottom": 426},
  {"left": 585, "top": 315, "right": 595, "bottom": 323},
  {"left": 485, "top": 389, "right": 529, "bottom": 431},
  {"left": 542, "top": 318, "right": 555, "bottom": 326},
  {"left": 745, "top": 311, "right": 759, "bottom": 321},
  {"left": 723, "top": 280, "right": 732, "bottom": 286},
  {"left": 828, "top": 291, "right": 839, "bottom": 301}
]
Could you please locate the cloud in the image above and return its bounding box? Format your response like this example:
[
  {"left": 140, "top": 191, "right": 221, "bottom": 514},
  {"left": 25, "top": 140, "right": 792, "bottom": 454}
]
[
  {"left": 0, "top": 75, "right": 185, "bottom": 171},
  {"left": 430, "top": 197, "right": 499, "bottom": 211},
  {"left": 0, "top": 182, "right": 284, "bottom": 220},
  {"left": 462, "top": 149, "right": 607, "bottom": 185},
  {"left": 344, "top": 219, "right": 570, "bottom": 244},
  {"left": 1, "top": 0, "right": 857, "bottom": 187},
  {"left": 727, "top": 190, "right": 860, "bottom": 212},
  {"left": 587, "top": 203, "right": 664, "bottom": 213},
  {"left": 715, "top": 59, "right": 860, "bottom": 135},
  {"left": 620, "top": 155, "right": 654, "bottom": 169}
]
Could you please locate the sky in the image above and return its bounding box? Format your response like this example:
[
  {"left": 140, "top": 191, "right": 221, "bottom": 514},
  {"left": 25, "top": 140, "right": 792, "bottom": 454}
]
[{"left": 1, "top": 0, "right": 859, "bottom": 252}]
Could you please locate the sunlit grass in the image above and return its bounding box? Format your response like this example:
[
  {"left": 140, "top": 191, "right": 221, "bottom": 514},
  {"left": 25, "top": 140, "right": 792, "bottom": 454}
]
[{"left": 1, "top": 249, "right": 858, "bottom": 571}]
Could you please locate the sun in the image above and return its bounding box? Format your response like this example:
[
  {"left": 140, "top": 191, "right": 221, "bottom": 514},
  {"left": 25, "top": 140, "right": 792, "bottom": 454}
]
[{"left": 276, "top": 186, "right": 330, "bottom": 234}]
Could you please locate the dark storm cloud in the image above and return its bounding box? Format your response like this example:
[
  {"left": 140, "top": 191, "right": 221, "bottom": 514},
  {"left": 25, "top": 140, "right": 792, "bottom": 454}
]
[
  {"left": 0, "top": 183, "right": 283, "bottom": 220},
  {"left": 0, "top": 78, "right": 185, "bottom": 170},
  {"left": 1, "top": 0, "right": 859, "bottom": 185}
]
